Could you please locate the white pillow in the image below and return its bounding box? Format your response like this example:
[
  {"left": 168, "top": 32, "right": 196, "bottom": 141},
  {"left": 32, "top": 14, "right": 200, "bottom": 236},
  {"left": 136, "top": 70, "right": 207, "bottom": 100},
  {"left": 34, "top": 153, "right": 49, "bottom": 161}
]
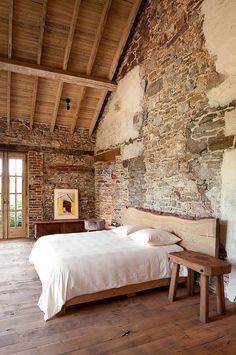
[
  {"left": 112, "top": 224, "right": 148, "bottom": 237},
  {"left": 129, "top": 228, "right": 181, "bottom": 246}
]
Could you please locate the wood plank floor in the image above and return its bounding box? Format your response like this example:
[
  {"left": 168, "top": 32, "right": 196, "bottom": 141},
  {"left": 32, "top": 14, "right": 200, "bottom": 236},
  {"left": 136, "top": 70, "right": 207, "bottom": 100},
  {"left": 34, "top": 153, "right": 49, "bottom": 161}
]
[{"left": 1, "top": 239, "right": 236, "bottom": 355}]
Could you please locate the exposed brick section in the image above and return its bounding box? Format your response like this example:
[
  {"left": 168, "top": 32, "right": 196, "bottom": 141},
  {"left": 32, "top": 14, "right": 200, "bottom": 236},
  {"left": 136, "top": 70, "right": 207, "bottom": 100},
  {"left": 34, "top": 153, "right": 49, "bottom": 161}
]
[
  {"left": 28, "top": 151, "right": 43, "bottom": 238},
  {"left": 0, "top": 118, "right": 95, "bottom": 237},
  {"left": 95, "top": 0, "right": 236, "bottom": 225}
]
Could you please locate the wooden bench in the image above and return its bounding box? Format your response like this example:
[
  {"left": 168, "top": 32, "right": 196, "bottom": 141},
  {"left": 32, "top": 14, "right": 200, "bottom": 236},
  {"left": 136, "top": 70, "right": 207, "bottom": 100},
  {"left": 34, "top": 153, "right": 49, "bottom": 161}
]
[{"left": 168, "top": 250, "right": 231, "bottom": 323}]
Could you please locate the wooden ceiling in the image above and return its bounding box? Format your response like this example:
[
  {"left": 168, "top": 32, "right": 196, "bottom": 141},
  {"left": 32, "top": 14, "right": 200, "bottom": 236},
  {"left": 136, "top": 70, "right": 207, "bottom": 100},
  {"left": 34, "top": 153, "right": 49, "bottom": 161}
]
[{"left": 0, "top": 0, "right": 141, "bottom": 134}]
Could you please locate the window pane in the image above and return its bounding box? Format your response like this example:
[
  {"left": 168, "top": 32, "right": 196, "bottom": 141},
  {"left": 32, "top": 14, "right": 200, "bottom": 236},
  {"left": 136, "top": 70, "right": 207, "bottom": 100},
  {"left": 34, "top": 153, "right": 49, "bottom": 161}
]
[
  {"left": 10, "top": 194, "right": 15, "bottom": 210},
  {"left": 0, "top": 158, "right": 2, "bottom": 175},
  {"left": 17, "top": 211, "right": 22, "bottom": 227},
  {"left": 16, "top": 194, "right": 22, "bottom": 210},
  {"left": 10, "top": 177, "right": 15, "bottom": 193},
  {"left": 17, "top": 177, "right": 22, "bottom": 193},
  {"left": 0, "top": 176, "right": 1, "bottom": 192},
  {"left": 0, "top": 194, "right": 1, "bottom": 210},
  {"left": 16, "top": 159, "right": 23, "bottom": 176},
  {"left": 0, "top": 213, "right": 2, "bottom": 228},
  {"left": 9, "top": 212, "right": 15, "bottom": 227},
  {"left": 9, "top": 159, "right": 16, "bottom": 175}
]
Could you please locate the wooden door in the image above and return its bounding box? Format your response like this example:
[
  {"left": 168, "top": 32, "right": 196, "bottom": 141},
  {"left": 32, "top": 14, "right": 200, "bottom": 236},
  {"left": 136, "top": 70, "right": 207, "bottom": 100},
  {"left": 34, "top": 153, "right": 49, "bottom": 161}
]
[{"left": 0, "top": 152, "right": 27, "bottom": 239}]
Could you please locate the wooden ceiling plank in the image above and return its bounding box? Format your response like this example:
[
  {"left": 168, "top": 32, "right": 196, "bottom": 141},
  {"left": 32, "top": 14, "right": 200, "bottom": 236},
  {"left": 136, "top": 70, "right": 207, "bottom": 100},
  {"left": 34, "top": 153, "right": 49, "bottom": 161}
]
[
  {"left": 0, "top": 57, "right": 117, "bottom": 91},
  {"left": 7, "top": 0, "right": 13, "bottom": 130},
  {"left": 50, "top": 80, "right": 63, "bottom": 133},
  {"left": 88, "top": 0, "right": 142, "bottom": 136},
  {"left": 51, "top": 0, "right": 81, "bottom": 132},
  {"left": 71, "top": 0, "right": 112, "bottom": 133},
  {"left": 30, "top": 0, "right": 48, "bottom": 130}
]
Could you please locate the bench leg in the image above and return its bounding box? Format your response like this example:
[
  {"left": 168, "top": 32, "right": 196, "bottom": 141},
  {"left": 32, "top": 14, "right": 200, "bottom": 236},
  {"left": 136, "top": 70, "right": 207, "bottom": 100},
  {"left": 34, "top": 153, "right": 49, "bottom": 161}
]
[
  {"left": 216, "top": 274, "right": 225, "bottom": 315},
  {"left": 200, "top": 275, "right": 209, "bottom": 323},
  {"left": 187, "top": 268, "right": 195, "bottom": 296},
  {"left": 168, "top": 262, "right": 180, "bottom": 302}
]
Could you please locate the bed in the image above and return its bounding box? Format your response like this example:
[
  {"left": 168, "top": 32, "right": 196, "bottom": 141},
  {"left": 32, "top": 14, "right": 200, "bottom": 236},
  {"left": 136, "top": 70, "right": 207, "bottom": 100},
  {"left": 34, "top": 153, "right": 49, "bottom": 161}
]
[{"left": 29, "top": 207, "right": 219, "bottom": 320}]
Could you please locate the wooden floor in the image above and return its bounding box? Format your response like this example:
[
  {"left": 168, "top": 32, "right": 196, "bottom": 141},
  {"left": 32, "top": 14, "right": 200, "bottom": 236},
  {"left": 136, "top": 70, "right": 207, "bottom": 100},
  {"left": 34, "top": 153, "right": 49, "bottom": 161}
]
[{"left": 1, "top": 240, "right": 236, "bottom": 355}]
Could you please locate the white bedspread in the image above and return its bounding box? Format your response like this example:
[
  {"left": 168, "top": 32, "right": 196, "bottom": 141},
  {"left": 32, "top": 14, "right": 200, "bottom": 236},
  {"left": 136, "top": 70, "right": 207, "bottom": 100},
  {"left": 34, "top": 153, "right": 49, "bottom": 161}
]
[{"left": 29, "top": 230, "right": 184, "bottom": 320}]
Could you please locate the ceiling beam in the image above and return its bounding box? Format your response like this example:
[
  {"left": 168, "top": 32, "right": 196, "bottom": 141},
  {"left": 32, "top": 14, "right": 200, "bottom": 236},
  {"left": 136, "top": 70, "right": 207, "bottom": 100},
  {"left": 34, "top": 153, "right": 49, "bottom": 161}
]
[
  {"left": 70, "top": 0, "right": 112, "bottom": 133},
  {"left": 7, "top": 0, "right": 13, "bottom": 130},
  {"left": 88, "top": 0, "right": 142, "bottom": 136},
  {"left": 62, "top": 0, "right": 81, "bottom": 71},
  {"left": 30, "top": 0, "right": 48, "bottom": 130},
  {"left": 0, "top": 57, "right": 117, "bottom": 91},
  {"left": 51, "top": 0, "right": 81, "bottom": 132}
]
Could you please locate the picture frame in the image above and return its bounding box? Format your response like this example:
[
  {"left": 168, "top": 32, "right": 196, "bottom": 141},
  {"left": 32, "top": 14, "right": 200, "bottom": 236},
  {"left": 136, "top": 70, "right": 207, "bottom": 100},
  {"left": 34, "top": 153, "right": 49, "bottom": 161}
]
[{"left": 54, "top": 189, "right": 79, "bottom": 220}]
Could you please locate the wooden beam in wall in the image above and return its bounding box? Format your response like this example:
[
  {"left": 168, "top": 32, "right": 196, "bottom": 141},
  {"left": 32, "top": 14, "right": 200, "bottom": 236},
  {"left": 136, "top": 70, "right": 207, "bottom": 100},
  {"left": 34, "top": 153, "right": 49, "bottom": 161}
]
[
  {"left": 88, "top": 0, "right": 142, "bottom": 136},
  {"left": 51, "top": 0, "right": 81, "bottom": 132},
  {"left": 0, "top": 58, "right": 117, "bottom": 91},
  {"left": 7, "top": 0, "right": 13, "bottom": 130},
  {"left": 30, "top": 0, "right": 48, "bottom": 130},
  {"left": 70, "top": 0, "right": 112, "bottom": 133},
  {"left": 94, "top": 147, "right": 120, "bottom": 162}
]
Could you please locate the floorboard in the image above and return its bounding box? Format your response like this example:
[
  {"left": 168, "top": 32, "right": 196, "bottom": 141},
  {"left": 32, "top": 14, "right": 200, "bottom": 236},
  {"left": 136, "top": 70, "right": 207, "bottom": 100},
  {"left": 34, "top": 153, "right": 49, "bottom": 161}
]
[{"left": 0, "top": 239, "right": 236, "bottom": 355}]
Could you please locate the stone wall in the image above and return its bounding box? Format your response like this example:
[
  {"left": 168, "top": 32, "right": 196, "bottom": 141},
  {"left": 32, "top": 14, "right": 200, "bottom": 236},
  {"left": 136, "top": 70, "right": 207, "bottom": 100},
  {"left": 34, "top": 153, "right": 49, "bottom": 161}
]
[
  {"left": 95, "top": 0, "right": 236, "bottom": 301},
  {"left": 0, "top": 118, "right": 95, "bottom": 237}
]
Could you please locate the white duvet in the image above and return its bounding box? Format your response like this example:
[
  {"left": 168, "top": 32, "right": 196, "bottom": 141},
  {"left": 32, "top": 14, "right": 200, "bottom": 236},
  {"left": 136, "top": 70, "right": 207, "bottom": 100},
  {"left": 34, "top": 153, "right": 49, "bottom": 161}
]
[{"left": 29, "top": 230, "right": 184, "bottom": 320}]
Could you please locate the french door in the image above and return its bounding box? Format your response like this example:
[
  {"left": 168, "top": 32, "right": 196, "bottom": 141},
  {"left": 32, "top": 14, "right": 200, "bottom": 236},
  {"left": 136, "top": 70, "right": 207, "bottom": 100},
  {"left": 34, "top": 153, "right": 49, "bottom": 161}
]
[{"left": 0, "top": 152, "right": 27, "bottom": 239}]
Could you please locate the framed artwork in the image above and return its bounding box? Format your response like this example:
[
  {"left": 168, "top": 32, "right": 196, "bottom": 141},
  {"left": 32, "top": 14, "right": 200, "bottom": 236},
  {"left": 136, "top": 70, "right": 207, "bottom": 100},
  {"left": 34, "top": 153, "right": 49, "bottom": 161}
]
[{"left": 54, "top": 189, "right": 79, "bottom": 220}]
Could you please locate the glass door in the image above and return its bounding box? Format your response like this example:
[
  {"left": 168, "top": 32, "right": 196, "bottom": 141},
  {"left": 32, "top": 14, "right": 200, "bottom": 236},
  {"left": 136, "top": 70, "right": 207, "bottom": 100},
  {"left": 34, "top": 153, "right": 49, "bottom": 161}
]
[{"left": 0, "top": 152, "right": 27, "bottom": 239}]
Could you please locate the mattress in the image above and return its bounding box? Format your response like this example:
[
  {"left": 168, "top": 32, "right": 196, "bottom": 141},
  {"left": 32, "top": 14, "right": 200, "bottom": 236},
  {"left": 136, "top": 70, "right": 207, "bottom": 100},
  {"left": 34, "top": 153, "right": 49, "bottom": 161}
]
[{"left": 29, "top": 230, "right": 184, "bottom": 320}]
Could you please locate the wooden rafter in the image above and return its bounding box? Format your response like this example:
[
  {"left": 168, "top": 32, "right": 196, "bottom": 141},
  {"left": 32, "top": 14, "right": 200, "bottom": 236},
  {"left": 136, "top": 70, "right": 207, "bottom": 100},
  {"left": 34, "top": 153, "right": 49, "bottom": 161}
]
[
  {"left": 89, "top": 0, "right": 142, "bottom": 136},
  {"left": 70, "top": 0, "right": 112, "bottom": 133},
  {"left": 0, "top": 58, "right": 117, "bottom": 91},
  {"left": 50, "top": 0, "right": 81, "bottom": 132},
  {"left": 7, "top": 0, "right": 13, "bottom": 130},
  {"left": 30, "top": 0, "right": 48, "bottom": 130}
]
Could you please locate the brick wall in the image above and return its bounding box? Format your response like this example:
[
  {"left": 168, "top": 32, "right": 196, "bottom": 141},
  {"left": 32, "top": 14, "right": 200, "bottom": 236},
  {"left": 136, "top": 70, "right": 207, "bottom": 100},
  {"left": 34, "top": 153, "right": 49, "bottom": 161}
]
[{"left": 0, "top": 119, "right": 95, "bottom": 237}]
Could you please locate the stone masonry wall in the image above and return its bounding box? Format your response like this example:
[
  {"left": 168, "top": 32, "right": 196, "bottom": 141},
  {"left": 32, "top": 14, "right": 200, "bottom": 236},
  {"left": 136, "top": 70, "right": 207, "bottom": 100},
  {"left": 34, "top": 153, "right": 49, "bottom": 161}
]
[
  {"left": 95, "top": 1, "right": 236, "bottom": 240},
  {"left": 95, "top": 0, "right": 236, "bottom": 300},
  {"left": 0, "top": 118, "right": 95, "bottom": 237}
]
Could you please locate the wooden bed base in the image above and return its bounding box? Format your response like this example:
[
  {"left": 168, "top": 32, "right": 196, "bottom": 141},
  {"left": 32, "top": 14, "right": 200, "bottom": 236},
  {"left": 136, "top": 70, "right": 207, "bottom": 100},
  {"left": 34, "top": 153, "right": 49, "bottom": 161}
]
[
  {"left": 62, "top": 207, "right": 218, "bottom": 314},
  {"left": 65, "top": 277, "right": 187, "bottom": 309}
]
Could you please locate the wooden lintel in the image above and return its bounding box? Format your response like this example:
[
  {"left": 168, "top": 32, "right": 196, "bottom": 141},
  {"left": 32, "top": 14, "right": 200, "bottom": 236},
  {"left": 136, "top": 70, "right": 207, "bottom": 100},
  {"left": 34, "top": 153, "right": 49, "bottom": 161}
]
[
  {"left": 0, "top": 57, "right": 117, "bottom": 91},
  {"left": 0, "top": 143, "right": 94, "bottom": 156},
  {"left": 48, "top": 165, "right": 94, "bottom": 172},
  {"left": 94, "top": 148, "right": 120, "bottom": 162}
]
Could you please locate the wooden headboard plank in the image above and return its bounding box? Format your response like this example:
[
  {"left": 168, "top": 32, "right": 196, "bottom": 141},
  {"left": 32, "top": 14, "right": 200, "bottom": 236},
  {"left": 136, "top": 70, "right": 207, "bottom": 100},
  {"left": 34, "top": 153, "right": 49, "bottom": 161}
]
[{"left": 121, "top": 207, "right": 219, "bottom": 257}]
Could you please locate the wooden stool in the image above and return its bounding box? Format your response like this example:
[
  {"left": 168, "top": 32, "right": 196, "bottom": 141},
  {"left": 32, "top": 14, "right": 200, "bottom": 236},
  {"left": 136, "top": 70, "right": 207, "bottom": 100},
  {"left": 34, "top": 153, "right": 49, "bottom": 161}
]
[{"left": 168, "top": 250, "right": 231, "bottom": 323}]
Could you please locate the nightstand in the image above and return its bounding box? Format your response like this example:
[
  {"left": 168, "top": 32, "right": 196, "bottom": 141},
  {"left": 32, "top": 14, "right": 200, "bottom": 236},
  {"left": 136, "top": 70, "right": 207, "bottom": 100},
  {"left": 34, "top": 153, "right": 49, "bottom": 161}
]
[{"left": 84, "top": 218, "right": 105, "bottom": 232}]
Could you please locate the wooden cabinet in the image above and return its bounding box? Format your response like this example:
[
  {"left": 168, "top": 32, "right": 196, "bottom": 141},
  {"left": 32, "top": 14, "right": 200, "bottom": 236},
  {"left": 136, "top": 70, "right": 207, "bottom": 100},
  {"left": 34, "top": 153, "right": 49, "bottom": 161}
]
[{"left": 34, "top": 219, "right": 85, "bottom": 239}]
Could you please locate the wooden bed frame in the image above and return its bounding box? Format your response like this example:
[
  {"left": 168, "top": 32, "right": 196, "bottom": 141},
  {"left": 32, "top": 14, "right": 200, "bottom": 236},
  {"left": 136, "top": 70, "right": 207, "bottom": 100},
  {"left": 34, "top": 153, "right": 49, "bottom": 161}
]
[{"left": 64, "top": 207, "right": 219, "bottom": 310}]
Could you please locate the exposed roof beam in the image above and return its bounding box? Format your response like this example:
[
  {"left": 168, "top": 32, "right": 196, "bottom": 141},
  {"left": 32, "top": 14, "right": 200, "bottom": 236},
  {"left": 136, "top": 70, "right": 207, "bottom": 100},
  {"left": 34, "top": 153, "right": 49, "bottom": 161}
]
[
  {"left": 50, "top": 81, "right": 63, "bottom": 133},
  {"left": 0, "top": 57, "right": 117, "bottom": 91},
  {"left": 70, "top": 0, "right": 112, "bottom": 133},
  {"left": 30, "top": 0, "right": 48, "bottom": 130},
  {"left": 62, "top": 0, "right": 81, "bottom": 71},
  {"left": 51, "top": 0, "right": 81, "bottom": 132},
  {"left": 88, "top": 0, "right": 142, "bottom": 136},
  {"left": 7, "top": 0, "right": 13, "bottom": 130}
]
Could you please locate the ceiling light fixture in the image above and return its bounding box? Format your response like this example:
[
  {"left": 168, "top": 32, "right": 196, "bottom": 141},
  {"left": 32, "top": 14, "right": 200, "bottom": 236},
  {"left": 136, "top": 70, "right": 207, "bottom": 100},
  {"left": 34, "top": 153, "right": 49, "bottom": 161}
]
[{"left": 66, "top": 97, "right": 71, "bottom": 110}]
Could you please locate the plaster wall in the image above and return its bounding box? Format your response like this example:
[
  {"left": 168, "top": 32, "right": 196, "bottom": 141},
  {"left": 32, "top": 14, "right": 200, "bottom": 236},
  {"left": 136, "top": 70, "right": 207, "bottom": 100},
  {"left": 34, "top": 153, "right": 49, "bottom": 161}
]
[
  {"left": 221, "top": 149, "right": 236, "bottom": 302},
  {"left": 202, "top": 0, "right": 236, "bottom": 107},
  {"left": 96, "top": 66, "right": 145, "bottom": 151}
]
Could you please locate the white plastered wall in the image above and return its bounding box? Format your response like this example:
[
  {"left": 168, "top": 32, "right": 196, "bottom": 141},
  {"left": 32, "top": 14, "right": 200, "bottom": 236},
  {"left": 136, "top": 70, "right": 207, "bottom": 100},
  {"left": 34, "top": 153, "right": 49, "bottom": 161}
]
[
  {"left": 96, "top": 65, "right": 144, "bottom": 155},
  {"left": 202, "top": 0, "right": 236, "bottom": 301}
]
